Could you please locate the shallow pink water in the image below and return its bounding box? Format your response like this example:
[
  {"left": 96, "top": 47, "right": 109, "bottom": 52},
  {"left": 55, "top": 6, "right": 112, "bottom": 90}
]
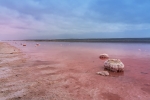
[
  {"left": 9, "top": 41, "right": 150, "bottom": 79},
  {"left": 8, "top": 41, "right": 150, "bottom": 99}
]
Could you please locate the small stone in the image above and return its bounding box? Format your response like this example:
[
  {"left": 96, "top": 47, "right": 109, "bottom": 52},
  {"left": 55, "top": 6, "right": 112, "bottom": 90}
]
[
  {"left": 97, "top": 71, "right": 109, "bottom": 76},
  {"left": 99, "top": 54, "right": 109, "bottom": 60},
  {"left": 18, "top": 97, "right": 21, "bottom": 99},
  {"left": 36, "top": 43, "right": 40, "bottom": 46},
  {"left": 1, "top": 91, "right": 4, "bottom": 93}
]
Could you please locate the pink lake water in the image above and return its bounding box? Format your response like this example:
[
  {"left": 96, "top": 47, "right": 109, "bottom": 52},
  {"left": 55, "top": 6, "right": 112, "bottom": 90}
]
[{"left": 7, "top": 41, "right": 150, "bottom": 99}]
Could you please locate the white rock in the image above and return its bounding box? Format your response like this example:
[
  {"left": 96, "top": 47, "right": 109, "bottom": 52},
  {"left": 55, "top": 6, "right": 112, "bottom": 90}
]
[
  {"left": 104, "top": 59, "right": 124, "bottom": 72},
  {"left": 97, "top": 71, "right": 109, "bottom": 76},
  {"left": 99, "top": 53, "right": 109, "bottom": 60}
]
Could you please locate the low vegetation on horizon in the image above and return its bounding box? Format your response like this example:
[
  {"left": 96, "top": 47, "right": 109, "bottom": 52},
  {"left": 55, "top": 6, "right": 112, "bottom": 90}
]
[{"left": 18, "top": 38, "right": 150, "bottom": 43}]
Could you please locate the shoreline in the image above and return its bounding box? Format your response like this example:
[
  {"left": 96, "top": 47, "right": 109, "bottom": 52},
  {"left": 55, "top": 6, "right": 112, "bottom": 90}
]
[
  {"left": 0, "top": 42, "right": 150, "bottom": 100},
  {"left": 7, "top": 38, "right": 150, "bottom": 43}
]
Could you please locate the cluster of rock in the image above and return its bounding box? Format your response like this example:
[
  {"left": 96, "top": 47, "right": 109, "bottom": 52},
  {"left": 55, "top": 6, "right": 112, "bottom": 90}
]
[
  {"left": 20, "top": 43, "right": 40, "bottom": 47},
  {"left": 97, "top": 54, "right": 124, "bottom": 76}
]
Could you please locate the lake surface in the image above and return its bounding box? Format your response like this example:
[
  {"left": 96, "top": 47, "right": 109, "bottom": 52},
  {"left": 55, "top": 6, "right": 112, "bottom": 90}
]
[
  {"left": 7, "top": 41, "right": 150, "bottom": 99},
  {"left": 9, "top": 41, "right": 150, "bottom": 79}
]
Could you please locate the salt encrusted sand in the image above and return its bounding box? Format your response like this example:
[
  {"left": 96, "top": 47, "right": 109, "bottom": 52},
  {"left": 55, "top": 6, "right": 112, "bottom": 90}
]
[
  {"left": 0, "top": 42, "right": 150, "bottom": 100},
  {"left": 0, "top": 42, "right": 20, "bottom": 54}
]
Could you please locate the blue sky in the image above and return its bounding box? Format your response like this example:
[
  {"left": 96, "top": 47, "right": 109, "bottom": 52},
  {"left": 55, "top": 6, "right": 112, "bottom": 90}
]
[{"left": 0, "top": 0, "right": 150, "bottom": 40}]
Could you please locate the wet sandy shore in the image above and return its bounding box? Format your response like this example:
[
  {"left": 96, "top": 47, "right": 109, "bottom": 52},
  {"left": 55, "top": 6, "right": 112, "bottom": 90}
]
[{"left": 0, "top": 42, "right": 150, "bottom": 100}]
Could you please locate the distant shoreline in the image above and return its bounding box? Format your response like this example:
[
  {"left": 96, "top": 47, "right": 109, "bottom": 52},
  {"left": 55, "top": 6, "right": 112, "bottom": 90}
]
[{"left": 10, "top": 38, "right": 150, "bottom": 43}]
